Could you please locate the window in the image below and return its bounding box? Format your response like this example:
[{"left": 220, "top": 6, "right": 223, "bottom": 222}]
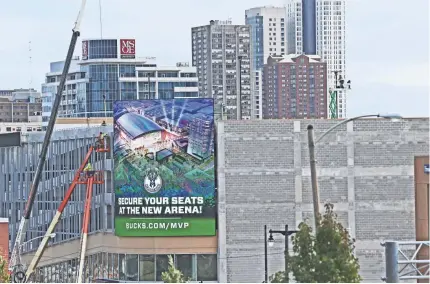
[
  {"left": 124, "top": 254, "right": 138, "bottom": 281},
  {"left": 197, "top": 254, "right": 217, "bottom": 282},
  {"left": 176, "top": 254, "right": 194, "bottom": 281},
  {"left": 139, "top": 255, "right": 155, "bottom": 281},
  {"left": 156, "top": 255, "right": 169, "bottom": 281}
]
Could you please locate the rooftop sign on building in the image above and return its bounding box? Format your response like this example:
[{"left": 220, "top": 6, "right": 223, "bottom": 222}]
[
  {"left": 119, "top": 39, "right": 136, "bottom": 59},
  {"left": 82, "top": 40, "right": 88, "bottom": 60},
  {"left": 80, "top": 39, "right": 136, "bottom": 60}
]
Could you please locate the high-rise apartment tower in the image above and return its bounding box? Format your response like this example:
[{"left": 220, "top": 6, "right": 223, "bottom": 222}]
[
  {"left": 245, "top": 6, "right": 288, "bottom": 70},
  {"left": 192, "top": 20, "right": 252, "bottom": 120},
  {"left": 287, "top": 0, "right": 347, "bottom": 118}
]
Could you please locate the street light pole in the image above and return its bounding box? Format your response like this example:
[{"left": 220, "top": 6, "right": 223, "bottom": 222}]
[
  {"left": 238, "top": 55, "right": 243, "bottom": 120},
  {"left": 267, "top": 225, "right": 298, "bottom": 283},
  {"left": 264, "top": 225, "right": 268, "bottom": 283},
  {"left": 307, "top": 113, "right": 402, "bottom": 234},
  {"left": 284, "top": 225, "right": 289, "bottom": 283}
]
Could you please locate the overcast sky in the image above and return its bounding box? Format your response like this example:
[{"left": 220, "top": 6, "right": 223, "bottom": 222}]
[{"left": 0, "top": 0, "right": 428, "bottom": 118}]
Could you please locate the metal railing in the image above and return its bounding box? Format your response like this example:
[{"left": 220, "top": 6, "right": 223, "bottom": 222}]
[{"left": 381, "top": 241, "right": 429, "bottom": 282}]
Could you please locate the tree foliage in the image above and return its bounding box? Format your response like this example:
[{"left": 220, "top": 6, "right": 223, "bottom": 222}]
[
  {"left": 0, "top": 254, "right": 10, "bottom": 283},
  {"left": 270, "top": 203, "right": 361, "bottom": 283},
  {"left": 269, "top": 271, "right": 287, "bottom": 283},
  {"left": 161, "top": 255, "right": 188, "bottom": 283}
]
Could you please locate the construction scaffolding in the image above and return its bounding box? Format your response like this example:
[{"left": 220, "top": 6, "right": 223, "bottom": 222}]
[{"left": 381, "top": 241, "right": 430, "bottom": 283}]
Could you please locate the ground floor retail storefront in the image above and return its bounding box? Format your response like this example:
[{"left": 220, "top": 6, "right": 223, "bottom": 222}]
[
  {"left": 21, "top": 232, "right": 218, "bottom": 283},
  {"left": 33, "top": 252, "right": 217, "bottom": 283}
]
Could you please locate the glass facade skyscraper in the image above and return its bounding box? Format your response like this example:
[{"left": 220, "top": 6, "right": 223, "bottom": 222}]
[
  {"left": 246, "top": 15, "right": 264, "bottom": 71},
  {"left": 245, "top": 7, "right": 288, "bottom": 120},
  {"left": 41, "top": 39, "right": 198, "bottom": 124}
]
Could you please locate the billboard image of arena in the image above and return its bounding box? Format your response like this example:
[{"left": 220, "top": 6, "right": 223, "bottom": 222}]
[{"left": 113, "top": 99, "right": 216, "bottom": 237}]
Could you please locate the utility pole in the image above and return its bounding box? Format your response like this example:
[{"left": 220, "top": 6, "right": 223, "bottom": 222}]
[{"left": 307, "top": 125, "right": 320, "bottom": 232}]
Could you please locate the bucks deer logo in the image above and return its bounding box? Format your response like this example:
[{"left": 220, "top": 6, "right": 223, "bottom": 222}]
[{"left": 143, "top": 168, "right": 162, "bottom": 194}]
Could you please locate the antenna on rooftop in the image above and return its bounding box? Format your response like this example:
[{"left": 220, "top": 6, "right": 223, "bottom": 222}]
[{"left": 28, "top": 41, "right": 33, "bottom": 92}]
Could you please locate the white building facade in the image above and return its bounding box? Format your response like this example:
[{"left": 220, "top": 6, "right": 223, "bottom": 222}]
[
  {"left": 245, "top": 6, "right": 286, "bottom": 120},
  {"left": 119, "top": 62, "right": 199, "bottom": 100},
  {"left": 245, "top": 6, "right": 288, "bottom": 70},
  {"left": 41, "top": 58, "right": 87, "bottom": 126},
  {"left": 0, "top": 122, "right": 42, "bottom": 133},
  {"left": 192, "top": 20, "right": 253, "bottom": 120},
  {"left": 253, "top": 70, "right": 263, "bottom": 119},
  {"left": 287, "top": 0, "right": 347, "bottom": 118},
  {"left": 41, "top": 39, "right": 157, "bottom": 126}
]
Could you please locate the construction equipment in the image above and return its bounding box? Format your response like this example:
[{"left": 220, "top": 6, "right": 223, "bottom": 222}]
[
  {"left": 328, "top": 70, "right": 351, "bottom": 119},
  {"left": 24, "top": 136, "right": 110, "bottom": 282},
  {"left": 77, "top": 169, "right": 96, "bottom": 283},
  {"left": 9, "top": 0, "right": 88, "bottom": 276}
]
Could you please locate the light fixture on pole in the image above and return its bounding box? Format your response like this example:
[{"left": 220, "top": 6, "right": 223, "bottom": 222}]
[
  {"left": 265, "top": 225, "right": 298, "bottom": 283},
  {"left": 268, "top": 234, "right": 275, "bottom": 247},
  {"left": 307, "top": 113, "right": 403, "bottom": 234}
]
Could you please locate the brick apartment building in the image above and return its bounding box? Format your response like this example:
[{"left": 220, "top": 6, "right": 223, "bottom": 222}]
[{"left": 263, "top": 54, "right": 327, "bottom": 119}]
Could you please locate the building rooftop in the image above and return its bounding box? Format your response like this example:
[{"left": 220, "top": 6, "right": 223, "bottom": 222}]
[
  {"left": 117, "top": 112, "right": 163, "bottom": 140},
  {"left": 268, "top": 53, "right": 323, "bottom": 64}
]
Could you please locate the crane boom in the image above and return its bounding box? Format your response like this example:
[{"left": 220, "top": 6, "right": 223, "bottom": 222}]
[{"left": 10, "top": 0, "right": 87, "bottom": 274}]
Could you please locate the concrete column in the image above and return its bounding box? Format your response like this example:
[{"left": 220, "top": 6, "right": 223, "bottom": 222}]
[
  {"left": 346, "top": 121, "right": 356, "bottom": 237},
  {"left": 216, "top": 121, "right": 228, "bottom": 283}
]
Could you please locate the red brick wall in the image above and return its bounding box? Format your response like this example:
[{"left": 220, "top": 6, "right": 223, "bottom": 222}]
[{"left": 0, "top": 220, "right": 9, "bottom": 261}]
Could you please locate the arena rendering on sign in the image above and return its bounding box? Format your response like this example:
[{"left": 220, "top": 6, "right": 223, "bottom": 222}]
[{"left": 113, "top": 99, "right": 216, "bottom": 237}]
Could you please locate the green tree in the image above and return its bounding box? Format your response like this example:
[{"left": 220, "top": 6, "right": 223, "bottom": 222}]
[
  {"left": 269, "top": 271, "right": 287, "bottom": 283},
  {"left": 161, "top": 255, "right": 188, "bottom": 283},
  {"left": 270, "top": 203, "right": 361, "bottom": 283},
  {"left": 0, "top": 254, "right": 10, "bottom": 283}
]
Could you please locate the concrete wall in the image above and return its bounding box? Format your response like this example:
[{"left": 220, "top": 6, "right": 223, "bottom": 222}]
[{"left": 216, "top": 118, "right": 429, "bottom": 283}]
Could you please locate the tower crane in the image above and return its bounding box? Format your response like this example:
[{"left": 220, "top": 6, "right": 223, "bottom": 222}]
[{"left": 10, "top": 0, "right": 88, "bottom": 280}]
